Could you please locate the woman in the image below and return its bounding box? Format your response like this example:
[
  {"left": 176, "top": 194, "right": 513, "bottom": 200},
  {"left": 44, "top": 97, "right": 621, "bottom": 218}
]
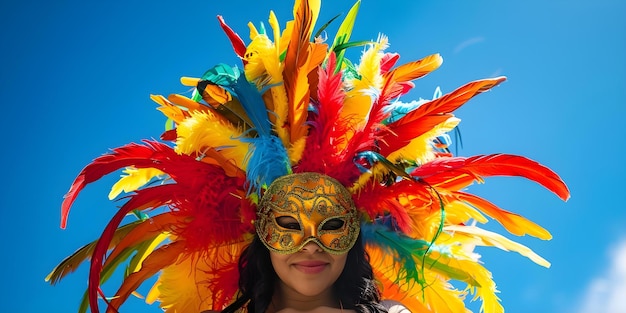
[
  {"left": 214, "top": 173, "right": 389, "bottom": 313},
  {"left": 47, "top": 0, "right": 569, "bottom": 312}
]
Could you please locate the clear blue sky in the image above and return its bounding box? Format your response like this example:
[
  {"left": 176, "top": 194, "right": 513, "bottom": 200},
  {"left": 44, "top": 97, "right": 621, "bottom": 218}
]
[{"left": 2, "top": 1, "right": 624, "bottom": 312}]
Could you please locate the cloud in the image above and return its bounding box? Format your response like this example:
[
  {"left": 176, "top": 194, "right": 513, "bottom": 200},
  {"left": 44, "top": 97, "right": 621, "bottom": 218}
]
[
  {"left": 454, "top": 37, "right": 485, "bottom": 54},
  {"left": 576, "top": 239, "right": 626, "bottom": 313}
]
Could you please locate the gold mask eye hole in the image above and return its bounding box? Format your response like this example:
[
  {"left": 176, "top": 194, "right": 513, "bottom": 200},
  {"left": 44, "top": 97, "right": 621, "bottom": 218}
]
[
  {"left": 276, "top": 216, "right": 301, "bottom": 230},
  {"left": 321, "top": 218, "right": 345, "bottom": 231}
]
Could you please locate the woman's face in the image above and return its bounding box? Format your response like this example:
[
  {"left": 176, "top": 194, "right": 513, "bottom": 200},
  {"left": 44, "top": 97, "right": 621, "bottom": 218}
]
[
  {"left": 259, "top": 173, "right": 356, "bottom": 302},
  {"left": 270, "top": 240, "right": 348, "bottom": 299}
]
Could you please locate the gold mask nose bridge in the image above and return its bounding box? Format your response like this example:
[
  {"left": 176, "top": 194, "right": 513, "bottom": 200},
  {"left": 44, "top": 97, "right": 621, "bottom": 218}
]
[{"left": 303, "top": 219, "right": 317, "bottom": 238}]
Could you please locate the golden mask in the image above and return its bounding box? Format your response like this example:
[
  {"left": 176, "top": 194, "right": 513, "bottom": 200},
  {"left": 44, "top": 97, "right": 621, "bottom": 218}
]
[{"left": 256, "top": 173, "right": 360, "bottom": 254}]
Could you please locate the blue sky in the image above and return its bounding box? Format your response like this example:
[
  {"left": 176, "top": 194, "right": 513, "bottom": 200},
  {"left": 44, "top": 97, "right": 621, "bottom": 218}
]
[{"left": 2, "top": 1, "right": 624, "bottom": 312}]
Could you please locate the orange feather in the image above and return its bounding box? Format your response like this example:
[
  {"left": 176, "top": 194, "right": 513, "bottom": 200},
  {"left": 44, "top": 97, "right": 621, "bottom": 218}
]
[
  {"left": 455, "top": 191, "right": 552, "bottom": 239},
  {"left": 380, "top": 77, "right": 506, "bottom": 156},
  {"left": 383, "top": 53, "right": 443, "bottom": 83},
  {"left": 101, "top": 213, "right": 178, "bottom": 271},
  {"left": 283, "top": 0, "right": 319, "bottom": 145},
  {"left": 106, "top": 241, "right": 186, "bottom": 313}
]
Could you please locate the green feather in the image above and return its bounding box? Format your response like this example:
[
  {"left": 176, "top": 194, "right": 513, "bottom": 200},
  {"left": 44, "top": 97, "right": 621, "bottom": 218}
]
[{"left": 328, "top": 0, "right": 361, "bottom": 72}]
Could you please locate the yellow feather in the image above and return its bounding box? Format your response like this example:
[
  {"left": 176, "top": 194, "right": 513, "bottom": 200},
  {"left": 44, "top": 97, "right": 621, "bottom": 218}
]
[
  {"left": 386, "top": 117, "right": 460, "bottom": 163},
  {"left": 175, "top": 111, "right": 249, "bottom": 169},
  {"left": 421, "top": 272, "right": 470, "bottom": 313},
  {"left": 244, "top": 11, "right": 293, "bottom": 150},
  {"left": 108, "top": 167, "right": 166, "bottom": 200},
  {"left": 368, "top": 244, "right": 469, "bottom": 313},
  {"left": 445, "top": 225, "right": 551, "bottom": 268},
  {"left": 341, "top": 35, "right": 388, "bottom": 124},
  {"left": 180, "top": 77, "right": 200, "bottom": 87},
  {"left": 128, "top": 233, "right": 169, "bottom": 274},
  {"left": 145, "top": 279, "right": 161, "bottom": 305},
  {"left": 356, "top": 35, "right": 388, "bottom": 90},
  {"left": 444, "top": 200, "right": 489, "bottom": 225},
  {"left": 151, "top": 253, "right": 212, "bottom": 313},
  {"left": 244, "top": 35, "right": 283, "bottom": 86},
  {"left": 271, "top": 85, "right": 291, "bottom": 148},
  {"left": 304, "top": 0, "right": 320, "bottom": 23},
  {"left": 151, "top": 94, "right": 187, "bottom": 124},
  {"left": 147, "top": 243, "right": 247, "bottom": 312},
  {"left": 269, "top": 10, "right": 281, "bottom": 54},
  {"left": 268, "top": 12, "right": 292, "bottom": 150},
  {"left": 347, "top": 163, "right": 387, "bottom": 194},
  {"left": 288, "top": 136, "right": 307, "bottom": 165},
  {"left": 279, "top": 20, "right": 294, "bottom": 54},
  {"left": 427, "top": 249, "right": 504, "bottom": 313},
  {"left": 247, "top": 21, "right": 258, "bottom": 40}
]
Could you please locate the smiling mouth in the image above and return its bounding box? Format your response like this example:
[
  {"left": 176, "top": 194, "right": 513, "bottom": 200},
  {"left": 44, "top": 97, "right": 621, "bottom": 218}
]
[{"left": 293, "top": 261, "right": 328, "bottom": 274}]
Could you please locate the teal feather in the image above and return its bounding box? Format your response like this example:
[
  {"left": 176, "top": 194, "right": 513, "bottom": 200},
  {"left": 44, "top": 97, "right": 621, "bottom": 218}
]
[
  {"left": 362, "top": 221, "right": 480, "bottom": 287},
  {"left": 383, "top": 87, "right": 442, "bottom": 124},
  {"left": 383, "top": 99, "right": 428, "bottom": 124},
  {"left": 362, "top": 221, "right": 428, "bottom": 285},
  {"left": 354, "top": 150, "right": 412, "bottom": 180}
]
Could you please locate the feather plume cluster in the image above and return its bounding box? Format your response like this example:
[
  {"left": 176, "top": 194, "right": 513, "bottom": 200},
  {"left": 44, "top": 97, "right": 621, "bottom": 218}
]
[{"left": 48, "top": 1, "right": 569, "bottom": 312}]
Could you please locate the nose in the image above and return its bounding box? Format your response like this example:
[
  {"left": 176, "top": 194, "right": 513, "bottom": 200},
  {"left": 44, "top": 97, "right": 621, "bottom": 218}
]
[{"left": 300, "top": 240, "right": 323, "bottom": 253}]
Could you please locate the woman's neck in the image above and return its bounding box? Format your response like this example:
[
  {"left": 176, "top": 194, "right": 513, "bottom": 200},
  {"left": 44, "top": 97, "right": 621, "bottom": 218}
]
[{"left": 269, "top": 282, "right": 339, "bottom": 312}]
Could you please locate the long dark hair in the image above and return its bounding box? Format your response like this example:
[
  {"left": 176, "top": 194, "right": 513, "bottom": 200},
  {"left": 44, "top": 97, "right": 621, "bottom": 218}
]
[{"left": 221, "top": 233, "right": 387, "bottom": 313}]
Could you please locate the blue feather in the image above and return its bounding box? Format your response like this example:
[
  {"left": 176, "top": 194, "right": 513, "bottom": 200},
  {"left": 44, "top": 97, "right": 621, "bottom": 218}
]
[
  {"left": 202, "top": 64, "right": 291, "bottom": 193},
  {"left": 242, "top": 135, "right": 291, "bottom": 194},
  {"left": 203, "top": 64, "right": 273, "bottom": 136}
]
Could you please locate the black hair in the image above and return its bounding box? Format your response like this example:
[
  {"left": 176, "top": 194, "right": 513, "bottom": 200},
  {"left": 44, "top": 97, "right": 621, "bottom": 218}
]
[{"left": 221, "top": 234, "right": 387, "bottom": 313}]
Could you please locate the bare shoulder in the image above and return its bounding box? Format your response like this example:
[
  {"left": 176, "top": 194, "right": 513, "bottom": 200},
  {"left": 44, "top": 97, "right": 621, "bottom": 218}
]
[{"left": 381, "top": 300, "right": 411, "bottom": 313}]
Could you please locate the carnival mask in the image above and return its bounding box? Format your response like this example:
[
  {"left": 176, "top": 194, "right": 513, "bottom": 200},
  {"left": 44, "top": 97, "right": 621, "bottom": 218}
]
[{"left": 256, "top": 173, "right": 360, "bottom": 254}]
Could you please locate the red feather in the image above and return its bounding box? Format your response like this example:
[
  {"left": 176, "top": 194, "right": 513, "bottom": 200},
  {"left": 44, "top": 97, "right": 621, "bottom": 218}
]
[
  {"left": 89, "top": 185, "right": 178, "bottom": 313},
  {"left": 61, "top": 141, "right": 180, "bottom": 229},
  {"left": 60, "top": 140, "right": 251, "bottom": 312},
  {"left": 355, "top": 179, "right": 431, "bottom": 233},
  {"left": 379, "top": 77, "right": 506, "bottom": 157},
  {"left": 413, "top": 154, "right": 570, "bottom": 201},
  {"left": 217, "top": 15, "right": 247, "bottom": 61},
  {"left": 333, "top": 74, "right": 402, "bottom": 184},
  {"left": 204, "top": 242, "right": 249, "bottom": 310},
  {"left": 298, "top": 52, "right": 348, "bottom": 174},
  {"left": 379, "top": 52, "right": 400, "bottom": 74}
]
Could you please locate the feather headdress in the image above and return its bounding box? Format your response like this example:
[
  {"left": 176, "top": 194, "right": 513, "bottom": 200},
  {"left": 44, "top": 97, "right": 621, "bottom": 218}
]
[{"left": 48, "top": 1, "right": 569, "bottom": 313}]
